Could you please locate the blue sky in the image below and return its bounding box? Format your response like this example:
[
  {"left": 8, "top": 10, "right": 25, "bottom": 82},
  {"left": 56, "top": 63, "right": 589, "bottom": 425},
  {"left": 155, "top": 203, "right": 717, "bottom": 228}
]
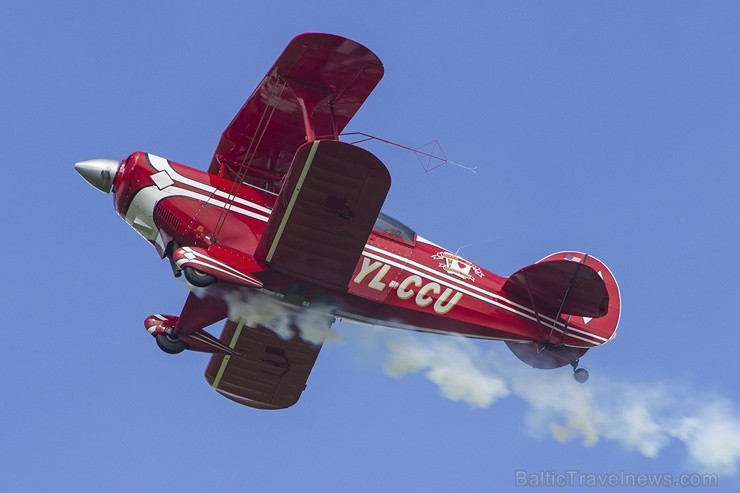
[{"left": 2, "top": 1, "right": 739, "bottom": 491}]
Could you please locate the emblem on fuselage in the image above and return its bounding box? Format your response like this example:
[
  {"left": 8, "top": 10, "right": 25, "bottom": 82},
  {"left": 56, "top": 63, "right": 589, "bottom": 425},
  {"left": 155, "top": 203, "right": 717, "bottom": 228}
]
[{"left": 432, "top": 251, "right": 484, "bottom": 282}]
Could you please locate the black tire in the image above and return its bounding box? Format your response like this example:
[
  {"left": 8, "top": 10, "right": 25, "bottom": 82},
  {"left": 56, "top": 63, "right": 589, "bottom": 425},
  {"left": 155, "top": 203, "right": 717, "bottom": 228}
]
[
  {"left": 184, "top": 266, "right": 216, "bottom": 287},
  {"left": 573, "top": 367, "right": 589, "bottom": 383},
  {"left": 156, "top": 333, "right": 188, "bottom": 354}
]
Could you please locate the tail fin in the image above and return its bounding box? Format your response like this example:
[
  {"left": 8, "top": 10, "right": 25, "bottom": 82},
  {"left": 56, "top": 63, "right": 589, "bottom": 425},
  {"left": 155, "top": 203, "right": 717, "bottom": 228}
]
[{"left": 503, "top": 252, "right": 621, "bottom": 348}]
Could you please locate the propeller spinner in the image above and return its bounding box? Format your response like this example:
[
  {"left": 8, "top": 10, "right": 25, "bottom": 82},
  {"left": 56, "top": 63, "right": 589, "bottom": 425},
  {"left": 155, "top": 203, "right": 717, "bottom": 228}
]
[{"left": 74, "top": 159, "right": 120, "bottom": 193}]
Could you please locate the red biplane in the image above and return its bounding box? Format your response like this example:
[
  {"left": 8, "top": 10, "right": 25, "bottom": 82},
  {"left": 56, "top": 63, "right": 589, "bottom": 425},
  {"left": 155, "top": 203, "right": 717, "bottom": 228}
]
[{"left": 76, "top": 33, "right": 620, "bottom": 409}]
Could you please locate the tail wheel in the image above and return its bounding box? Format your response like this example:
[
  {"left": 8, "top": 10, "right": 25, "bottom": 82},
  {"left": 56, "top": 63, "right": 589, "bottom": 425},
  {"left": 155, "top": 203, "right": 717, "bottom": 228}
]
[
  {"left": 573, "top": 367, "right": 589, "bottom": 383},
  {"left": 156, "top": 333, "right": 188, "bottom": 354},
  {"left": 184, "top": 266, "right": 216, "bottom": 287}
]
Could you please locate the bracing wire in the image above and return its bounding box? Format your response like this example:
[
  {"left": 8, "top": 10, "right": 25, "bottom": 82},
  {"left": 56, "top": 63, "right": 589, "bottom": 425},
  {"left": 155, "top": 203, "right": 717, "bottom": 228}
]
[{"left": 340, "top": 132, "right": 477, "bottom": 173}]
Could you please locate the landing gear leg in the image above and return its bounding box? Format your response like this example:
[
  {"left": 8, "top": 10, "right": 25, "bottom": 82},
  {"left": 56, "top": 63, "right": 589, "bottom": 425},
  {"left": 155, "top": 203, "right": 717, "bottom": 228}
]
[{"left": 165, "top": 241, "right": 182, "bottom": 277}]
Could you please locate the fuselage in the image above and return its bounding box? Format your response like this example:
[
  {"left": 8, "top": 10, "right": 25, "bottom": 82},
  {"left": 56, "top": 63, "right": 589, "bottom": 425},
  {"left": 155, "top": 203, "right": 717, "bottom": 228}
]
[{"left": 112, "top": 151, "right": 610, "bottom": 349}]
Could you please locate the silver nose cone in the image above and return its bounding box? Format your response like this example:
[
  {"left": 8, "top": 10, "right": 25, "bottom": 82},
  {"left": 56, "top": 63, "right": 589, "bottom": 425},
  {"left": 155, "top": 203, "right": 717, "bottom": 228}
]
[{"left": 74, "top": 159, "right": 120, "bottom": 193}]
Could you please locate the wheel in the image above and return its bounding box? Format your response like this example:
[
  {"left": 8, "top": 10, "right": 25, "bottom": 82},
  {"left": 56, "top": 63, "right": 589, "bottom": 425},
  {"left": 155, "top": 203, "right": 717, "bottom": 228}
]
[
  {"left": 183, "top": 266, "right": 216, "bottom": 287},
  {"left": 573, "top": 367, "right": 589, "bottom": 383},
  {"left": 156, "top": 333, "right": 188, "bottom": 354}
]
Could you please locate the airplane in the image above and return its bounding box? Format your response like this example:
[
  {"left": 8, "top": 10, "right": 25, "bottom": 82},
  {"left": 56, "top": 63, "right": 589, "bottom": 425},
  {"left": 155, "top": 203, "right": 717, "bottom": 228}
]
[{"left": 75, "top": 33, "right": 621, "bottom": 410}]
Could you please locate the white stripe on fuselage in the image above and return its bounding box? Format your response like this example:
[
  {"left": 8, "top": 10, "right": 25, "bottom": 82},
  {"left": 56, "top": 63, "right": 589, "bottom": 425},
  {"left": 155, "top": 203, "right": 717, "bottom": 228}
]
[
  {"left": 360, "top": 250, "right": 602, "bottom": 346},
  {"left": 362, "top": 245, "right": 607, "bottom": 344},
  {"left": 143, "top": 153, "right": 606, "bottom": 346},
  {"left": 147, "top": 154, "right": 273, "bottom": 216}
]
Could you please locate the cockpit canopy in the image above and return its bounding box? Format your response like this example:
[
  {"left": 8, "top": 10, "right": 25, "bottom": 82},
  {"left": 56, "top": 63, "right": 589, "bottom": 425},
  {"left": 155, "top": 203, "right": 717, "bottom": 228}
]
[{"left": 373, "top": 212, "right": 415, "bottom": 242}]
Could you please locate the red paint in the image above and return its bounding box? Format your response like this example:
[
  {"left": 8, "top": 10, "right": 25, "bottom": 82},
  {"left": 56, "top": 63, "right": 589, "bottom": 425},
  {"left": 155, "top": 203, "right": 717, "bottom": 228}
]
[{"left": 80, "top": 33, "right": 621, "bottom": 408}]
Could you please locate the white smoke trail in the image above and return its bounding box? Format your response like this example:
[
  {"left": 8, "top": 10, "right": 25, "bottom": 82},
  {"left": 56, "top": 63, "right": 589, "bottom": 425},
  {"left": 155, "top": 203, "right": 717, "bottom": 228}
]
[
  {"left": 193, "top": 280, "right": 740, "bottom": 476},
  {"left": 221, "top": 288, "right": 339, "bottom": 345},
  {"left": 384, "top": 333, "right": 509, "bottom": 408},
  {"left": 362, "top": 328, "right": 740, "bottom": 476}
]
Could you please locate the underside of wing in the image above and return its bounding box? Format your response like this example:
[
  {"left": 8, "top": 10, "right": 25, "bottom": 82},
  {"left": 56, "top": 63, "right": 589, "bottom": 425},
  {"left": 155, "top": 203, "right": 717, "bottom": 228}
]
[
  {"left": 208, "top": 33, "right": 384, "bottom": 192},
  {"left": 205, "top": 319, "right": 325, "bottom": 410},
  {"left": 255, "top": 140, "right": 390, "bottom": 290}
]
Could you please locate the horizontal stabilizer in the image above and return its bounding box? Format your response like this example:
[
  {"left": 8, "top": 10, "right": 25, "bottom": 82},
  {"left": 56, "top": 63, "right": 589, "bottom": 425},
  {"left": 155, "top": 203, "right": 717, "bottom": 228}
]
[{"left": 503, "top": 255, "right": 608, "bottom": 318}]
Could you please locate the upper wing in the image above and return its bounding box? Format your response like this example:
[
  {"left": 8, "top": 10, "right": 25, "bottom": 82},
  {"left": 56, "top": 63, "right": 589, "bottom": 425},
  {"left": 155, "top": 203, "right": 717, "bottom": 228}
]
[
  {"left": 208, "top": 33, "right": 384, "bottom": 192},
  {"left": 255, "top": 140, "right": 390, "bottom": 290},
  {"left": 205, "top": 319, "right": 326, "bottom": 410}
]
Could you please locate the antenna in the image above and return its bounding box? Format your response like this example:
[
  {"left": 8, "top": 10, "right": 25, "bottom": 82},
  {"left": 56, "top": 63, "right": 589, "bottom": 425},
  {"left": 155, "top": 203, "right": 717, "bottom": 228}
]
[
  {"left": 454, "top": 239, "right": 494, "bottom": 257},
  {"left": 341, "top": 132, "right": 477, "bottom": 173}
]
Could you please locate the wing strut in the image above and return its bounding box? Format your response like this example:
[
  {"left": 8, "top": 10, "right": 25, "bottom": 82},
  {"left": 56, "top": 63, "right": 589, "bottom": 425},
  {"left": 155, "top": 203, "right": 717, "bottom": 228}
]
[{"left": 211, "top": 80, "right": 288, "bottom": 241}]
